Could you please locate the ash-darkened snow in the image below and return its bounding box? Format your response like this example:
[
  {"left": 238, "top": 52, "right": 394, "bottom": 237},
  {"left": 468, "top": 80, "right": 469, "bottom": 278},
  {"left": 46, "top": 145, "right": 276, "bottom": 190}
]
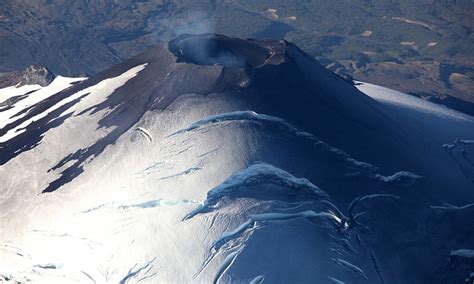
[{"left": 0, "top": 34, "right": 473, "bottom": 283}]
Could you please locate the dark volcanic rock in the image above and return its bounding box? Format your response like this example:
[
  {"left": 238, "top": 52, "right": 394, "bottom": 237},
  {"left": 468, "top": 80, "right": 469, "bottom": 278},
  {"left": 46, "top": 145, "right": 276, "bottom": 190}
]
[
  {"left": 0, "top": 65, "right": 54, "bottom": 88},
  {"left": 1, "top": 0, "right": 473, "bottom": 109}
]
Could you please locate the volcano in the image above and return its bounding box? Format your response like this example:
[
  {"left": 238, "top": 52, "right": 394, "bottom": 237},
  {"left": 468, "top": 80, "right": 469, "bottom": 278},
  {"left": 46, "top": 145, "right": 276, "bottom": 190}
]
[{"left": 1, "top": 34, "right": 473, "bottom": 283}]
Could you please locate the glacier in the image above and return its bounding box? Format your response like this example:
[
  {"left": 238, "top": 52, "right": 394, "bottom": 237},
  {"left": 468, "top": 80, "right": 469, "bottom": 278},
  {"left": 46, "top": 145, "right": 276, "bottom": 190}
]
[{"left": 1, "top": 34, "right": 473, "bottom": 283}]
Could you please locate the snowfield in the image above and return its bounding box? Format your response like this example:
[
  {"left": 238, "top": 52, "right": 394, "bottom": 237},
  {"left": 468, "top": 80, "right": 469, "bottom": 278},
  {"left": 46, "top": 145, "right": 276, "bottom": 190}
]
[
  {"left": 1, "top": 35, "right": 473, "bottom": 283},
  {"left": 0, "top": 76, "right": 87, "bottom": 130},
  {"left": 356, "top": 81, "right": 473, "bottom": 123}
]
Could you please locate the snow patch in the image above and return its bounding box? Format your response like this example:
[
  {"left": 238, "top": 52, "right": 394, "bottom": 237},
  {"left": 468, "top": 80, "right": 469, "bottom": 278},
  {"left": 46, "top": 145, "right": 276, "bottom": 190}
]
[
  {"left": 0, "top": 64, "right": 146, "bottom": 143},
  {"left": 173, "top": 111, "right": 422, "bottom": 185},
  {"left": 430, "top": 203, "right": 474, "bottom": 211},
  {"left": 450, "top": 249, "right": 474, "bottom": 259},
  {"left": 331, "top": 258, "right": 368, "bottom": 279},
  {"left": 183, "top": 162, "right": 329, "bottom": 220},
  {"left": 0, "top": 76, "right": 86, "bottom": 130},
  {"left": 328, "top": 276, "right": 346, "bottom": 284},
  {"left": 375, "top": 171, "right": 422, "bottom": 186},
  {"left": 250, "top": 275, "right": 265, "bottom": 284},
  {"left": 356, "top": 81, "right": 474, "bottom": 123}
]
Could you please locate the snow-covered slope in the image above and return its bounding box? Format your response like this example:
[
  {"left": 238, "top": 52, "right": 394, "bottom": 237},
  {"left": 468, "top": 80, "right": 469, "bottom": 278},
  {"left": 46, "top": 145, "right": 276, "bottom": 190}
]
[
  {"left": 0, "top": 34, "right": 473, "bottom": 283},
  {"left": 356, "top": 81, "right": 473, "bottom": 123},
  {"left": 0, "top": 76, "right": 88, "bottom": 142}
]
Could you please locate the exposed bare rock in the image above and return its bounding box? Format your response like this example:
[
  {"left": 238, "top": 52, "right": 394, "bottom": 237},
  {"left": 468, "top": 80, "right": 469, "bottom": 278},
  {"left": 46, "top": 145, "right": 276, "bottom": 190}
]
[{"left": 0, "top": 65, "right": 54, "bottom": 88}]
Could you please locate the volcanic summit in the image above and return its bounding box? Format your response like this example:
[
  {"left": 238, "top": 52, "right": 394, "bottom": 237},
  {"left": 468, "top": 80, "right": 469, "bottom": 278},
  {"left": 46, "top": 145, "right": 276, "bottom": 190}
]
[{"left": 0, "top": 34, "right": 473, "bottom": 283}]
